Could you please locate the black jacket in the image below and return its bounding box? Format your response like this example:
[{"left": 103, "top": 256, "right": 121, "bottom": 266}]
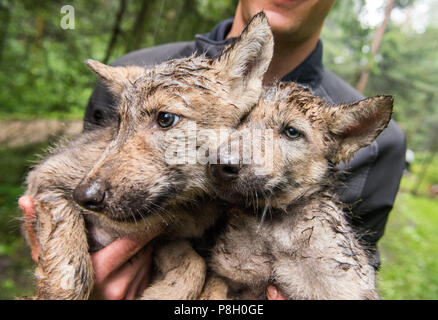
[{"left": 84, "top": 18, "right": 406, "bottom": 252}]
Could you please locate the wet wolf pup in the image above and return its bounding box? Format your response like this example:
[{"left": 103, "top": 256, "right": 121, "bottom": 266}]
[
  {"left": 206, "top": 82, "right": 393, "bottom": 300},
  {"left": 23, "top": 13, "right": 274, "bottom": 299}
]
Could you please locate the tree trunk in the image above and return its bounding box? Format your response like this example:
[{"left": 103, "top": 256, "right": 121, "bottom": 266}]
[
  {"left": 125, "top": 0, "right": 153, "bottom": 53},
  {"left": 103, "top": 0, "right": 128, "bottom": 64},
  {"left": 356, "top": 0, "right": 396, "bottom": 93},
  {"left": 0, "top": 2, "right": 11, "bottom": 64}
]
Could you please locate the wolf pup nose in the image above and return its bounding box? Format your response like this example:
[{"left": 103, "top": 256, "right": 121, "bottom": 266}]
[
  {"left": 209, "top": 163, "right": 241, "bottom": 181},
  {"left": 73, "top": 179, "right": 107, "bottom": 212}
]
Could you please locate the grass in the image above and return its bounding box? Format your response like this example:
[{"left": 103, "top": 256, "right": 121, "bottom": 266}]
[
  {"left": 0, "top": 141, "right": 437, "bottom": 299},
  {"left": 377, "top": 156, "right": 438, "bottom": 299},
  {"left": 378, "top": 192, "right": 438, "bottom": 299}
]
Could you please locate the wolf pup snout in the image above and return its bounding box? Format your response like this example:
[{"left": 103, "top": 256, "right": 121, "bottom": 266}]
[
  {"left": 73, "top": 179, "right": 107, "bottom": 212},
  {"left": 209, "top": 163, "right": 241, "bottom": 181}
]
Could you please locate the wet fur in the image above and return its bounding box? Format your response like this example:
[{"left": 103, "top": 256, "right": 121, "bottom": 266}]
[
  {"left": 205, "top": 82, "right": 392, "bottom": 300},
  {"left": 23, "top": 13, "right": 274, "bottom": 300},
  {"left": 22, "top": 13, "right": 391, "bottom": 300}
]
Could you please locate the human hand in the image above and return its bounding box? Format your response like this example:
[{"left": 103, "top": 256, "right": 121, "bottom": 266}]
[
  {"left": 90, "top": 237, "right": 155, "bottom": 300},
  {"left": 19, "top": 195, "right": 157, "bottom": 300},
  {"left": 20, "top": 196, "right": 285, "bottom": 300},
  {"left": 266, "top": 285, "right": 286, "bottom": 300}
]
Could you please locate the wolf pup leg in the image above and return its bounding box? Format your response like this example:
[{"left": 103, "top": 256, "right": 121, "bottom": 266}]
[
  {"left": 198, "top": 274, "right": 229, "bottom": 300},
  {"left": 141, "top": 240, "right": 206, "bottom": 300},
  {"left": 24, "top": 128, "right": 112, "bottom": 299},
  {"left": 32, "top": 197, "right": 93, "bottom": 299},
  {"left": 139, "top": 240, "right": 206, "bottom": 300}
]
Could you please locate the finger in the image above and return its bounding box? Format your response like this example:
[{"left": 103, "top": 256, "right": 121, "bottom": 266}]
[
  {"left": 124, "top": 259, "right": 150, "bottom": 300},
  {"left": 92, "top": 234, "right": 154, "bottom": 282},
  {"left": 95, "top": 245, "right": 152, "bottom": 300},
  {"left": 18, "top": 196, "right": 39, "bottom": 262},
  {"left": 19, "top": 195, "right": 36, "bottom": 219},
  {"left": 136, "top": 268, "right": 152, "bottom": 299},
  {"left": 136, "top": 251, "right": 153, "bottom": 299},
  {"left": 125, "top": 245, "right": 153, "bottom": 300},
  {"left": 266, "top": 285, "right": 286, "bottom": 300}
]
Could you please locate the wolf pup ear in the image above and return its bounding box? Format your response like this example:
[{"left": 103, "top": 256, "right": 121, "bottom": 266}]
[
  {"left": 213, "top": 12, "right": 274, "bottom": 107},
  {"left": 324, "top": 95, "right": 394, "bottom": 163},
  {"left": 85, "top": 59, "right": 145, "bottom": 97}
]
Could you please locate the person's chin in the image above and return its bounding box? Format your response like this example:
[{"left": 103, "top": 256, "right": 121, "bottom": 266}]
[
  {"left": 262, "top": 9, "right": 299, "bottom": 33},
  {"left": 271, "top": 0, "right": 304, "bottom": 6}
]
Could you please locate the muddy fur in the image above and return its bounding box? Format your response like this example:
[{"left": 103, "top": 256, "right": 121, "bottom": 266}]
[
  {"left": 23, "top": 13, "right": 274, "bottom": 299},
  {"left": 22, "top": 13, "right": 391, "bottom": 300},
  {"left": 205, "top": 82, "right": 393, "bottom": 300}
]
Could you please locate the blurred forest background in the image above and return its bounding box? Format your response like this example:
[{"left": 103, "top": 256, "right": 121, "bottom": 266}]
[{"left": 0, "top": 0, "right": 437, "bottom": 299}]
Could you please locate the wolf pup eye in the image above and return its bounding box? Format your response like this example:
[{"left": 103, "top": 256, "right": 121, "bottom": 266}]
[
  {"left": 157, "top": 112, "right": 180, "bottom": 128},
  {"left": 284, "top": 127, "right": 302, "bottom": 140}
]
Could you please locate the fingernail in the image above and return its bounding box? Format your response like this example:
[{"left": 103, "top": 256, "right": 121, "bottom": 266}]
[
  {"left": 267, "top": 286, "right": 277, "bottom": 299},
  {"left": 18, "top": 196, "right": 35, "bottom": 218},
  {"left": 18, "top": 196, "right": 28, "bottom": 211}
]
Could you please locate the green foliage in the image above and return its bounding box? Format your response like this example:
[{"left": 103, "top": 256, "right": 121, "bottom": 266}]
[
  {"left": 379, "top": 192, "right": 438, "bottom": 299},
  {"left": 0, "top": 0, "right": 112, "bottom": 119},
  {"left": 322, "top": 0, "right": 370, "bottom": 85},
  {"left": 0, "top": 0, "right": 237, "bottom": 119},
  {"left": 1, "top": 0, "right": 437, "bottom": 151},
  {"left": 377, "top": 152, "right": 438, "bottom": 299},
  {"left": 400, "top": 152, "right": 438, "bottom": 195},
  {"left": 365, "top": 25, "right": 438, "bottom": 148},
  {"left": 0, "top": 142, "right": 50, "bottom": 299},
  {"left": 323, "top": 0, "right": 438, "bottom": 151}
]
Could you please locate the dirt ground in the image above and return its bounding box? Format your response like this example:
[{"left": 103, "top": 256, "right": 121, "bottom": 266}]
[{"left": 0, "top": 120, "right": 83, "bottom": 148}]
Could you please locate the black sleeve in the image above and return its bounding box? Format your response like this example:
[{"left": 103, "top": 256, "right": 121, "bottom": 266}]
[
  {"left": 337, "top": 119, "right": 407, "bottom": 248},
  {"left": 83, "top": 82, "right": 117, "bottom": 131},
  {"left": 319, "top": 69, "right": 407, "bottom": 251}
]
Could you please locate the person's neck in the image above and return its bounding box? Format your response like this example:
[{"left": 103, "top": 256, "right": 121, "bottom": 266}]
[{"left": 227, "top": 13, "right": 321, "bottom": 85}]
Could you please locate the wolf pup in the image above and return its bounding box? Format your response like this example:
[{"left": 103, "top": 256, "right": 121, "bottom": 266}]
[
  {"left": 206, "top": 82, "right": 393, "bottom": 299},
  {"left": 23, "top": 13, "right": 274, "bottom": 299}
]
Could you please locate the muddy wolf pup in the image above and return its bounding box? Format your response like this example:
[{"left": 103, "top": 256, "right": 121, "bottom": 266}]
[
  {"left": 206, "top": 82, "right": 393, "bottom": 299},
  {"left": 22, "top": 13, "right": 274, "bottom": 299}
]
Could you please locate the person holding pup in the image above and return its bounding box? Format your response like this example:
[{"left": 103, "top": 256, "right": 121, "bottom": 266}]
[{"left": 20, "top": 0, "right": 406, "bottom": 300}]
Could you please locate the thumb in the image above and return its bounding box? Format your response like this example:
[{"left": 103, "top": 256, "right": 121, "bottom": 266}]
[
  {"left": 266, "top": 286, "right": 286, "bottom": 300},
  {"left": 19, "top": 195, "right": 36, "bottom": 220},
  {"left": 18, "top": 195, "right": 40, "bottom": 262}
]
